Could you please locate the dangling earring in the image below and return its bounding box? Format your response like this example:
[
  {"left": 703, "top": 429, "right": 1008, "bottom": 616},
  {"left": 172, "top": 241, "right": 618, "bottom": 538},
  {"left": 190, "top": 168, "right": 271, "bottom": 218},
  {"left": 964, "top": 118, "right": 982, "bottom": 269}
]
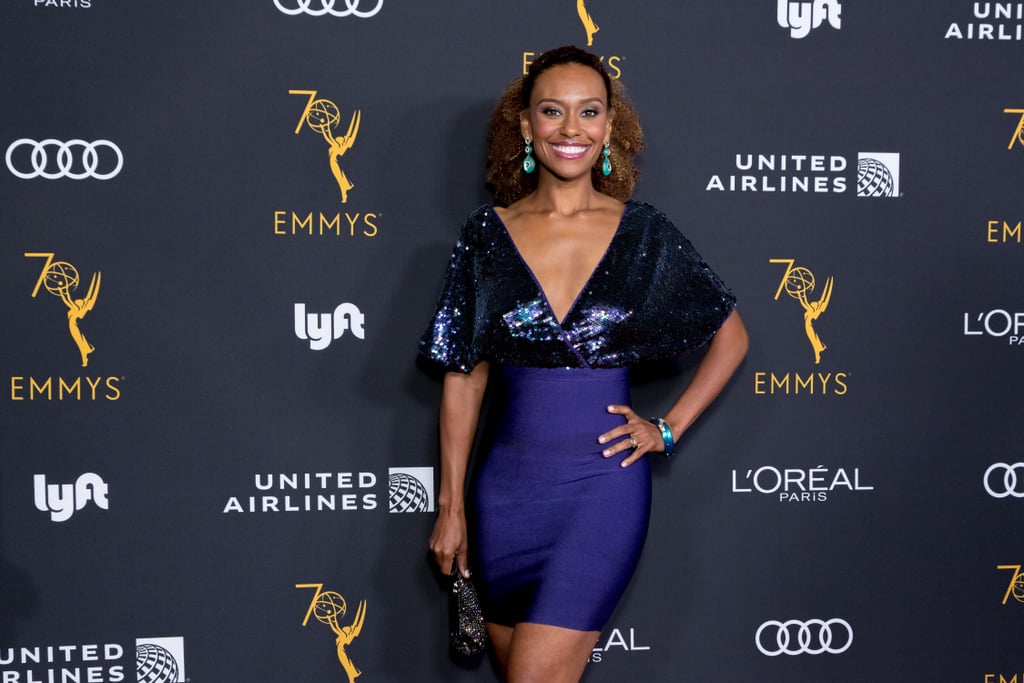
[
  {"left": 523, "top": 138, "right": 536, "bottom": 174},
  {"left": 601, "top": 141, "right": 612, "bottom": 177}
]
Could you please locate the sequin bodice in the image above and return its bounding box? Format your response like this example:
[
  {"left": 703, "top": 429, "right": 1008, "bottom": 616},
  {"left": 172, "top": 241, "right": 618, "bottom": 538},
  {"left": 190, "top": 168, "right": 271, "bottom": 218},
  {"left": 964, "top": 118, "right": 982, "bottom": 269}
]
[{"left": 419, "top": 201, "right": 736, "bottom": 373}]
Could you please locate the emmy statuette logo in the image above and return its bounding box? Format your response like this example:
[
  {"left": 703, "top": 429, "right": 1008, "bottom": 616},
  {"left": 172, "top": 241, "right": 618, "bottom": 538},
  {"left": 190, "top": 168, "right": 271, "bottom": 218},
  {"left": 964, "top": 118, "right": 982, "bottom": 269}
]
[
  {"left": 13, "top": 252, "right": 121, "bottom": 401},
  {"left": 291, "top": 90, "right": 361, "bottom": 203},
  {"left": 754, "top": 258, "right": 847, "bottom": 396},
  {"left": 523, "top": 3, "right": 623, "bottom": 79},
  {"left": 1006, "top": 109, "right": 1024, "bottom": 150},
  {"left": 26, "top": 252, "right": 101, "bottom": 367},
  {"left": 576, "top": 0, "right": 599, "bottom": 45},
  {"left": 297, "top": 583, "right": 366, "bottom": 683},
  {"left": 771, "top": 259, "right": 833, "bottom": 364}
]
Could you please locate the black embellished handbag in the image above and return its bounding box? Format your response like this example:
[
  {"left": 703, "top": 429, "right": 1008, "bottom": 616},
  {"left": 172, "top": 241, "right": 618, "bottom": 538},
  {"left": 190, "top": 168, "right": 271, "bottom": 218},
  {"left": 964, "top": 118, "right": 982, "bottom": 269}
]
[{"left": 449, "top": 559, "right": 487, "bottom": 656}]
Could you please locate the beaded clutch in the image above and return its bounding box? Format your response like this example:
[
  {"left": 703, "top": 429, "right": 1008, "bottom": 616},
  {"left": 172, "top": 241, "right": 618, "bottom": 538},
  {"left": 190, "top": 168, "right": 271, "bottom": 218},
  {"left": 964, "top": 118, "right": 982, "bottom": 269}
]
[{"left": 449, "top": 560, "right": 487, "bottom": 657}]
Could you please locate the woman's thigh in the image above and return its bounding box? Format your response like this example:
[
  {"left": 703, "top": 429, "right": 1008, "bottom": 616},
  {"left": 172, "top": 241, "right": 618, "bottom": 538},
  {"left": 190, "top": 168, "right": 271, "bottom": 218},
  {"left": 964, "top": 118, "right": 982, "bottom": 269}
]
[{"left": 501, "top": 622, "right": 599, "bottom": 683}]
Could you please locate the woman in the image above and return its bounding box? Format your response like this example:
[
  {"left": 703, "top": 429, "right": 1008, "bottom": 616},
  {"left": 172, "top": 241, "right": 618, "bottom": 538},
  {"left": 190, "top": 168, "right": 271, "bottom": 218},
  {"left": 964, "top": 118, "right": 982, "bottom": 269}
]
[{"left": 420, "top": 46, "right": 748, "bottom": 683}]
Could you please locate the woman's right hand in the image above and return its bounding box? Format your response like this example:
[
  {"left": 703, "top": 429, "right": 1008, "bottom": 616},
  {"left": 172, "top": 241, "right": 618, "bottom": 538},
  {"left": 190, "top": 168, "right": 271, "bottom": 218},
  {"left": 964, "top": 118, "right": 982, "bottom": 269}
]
[{"left": 429, "top": 509, "right": 469, "bottom": 578}]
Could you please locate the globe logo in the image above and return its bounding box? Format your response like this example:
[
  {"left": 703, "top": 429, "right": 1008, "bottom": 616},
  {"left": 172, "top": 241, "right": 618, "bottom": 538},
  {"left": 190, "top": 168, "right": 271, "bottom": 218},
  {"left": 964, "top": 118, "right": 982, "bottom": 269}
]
[
  {"left": 856, "top": 157, "right": 894, "bottom": 197},
  {"left": 306, "top": 98, "right": 341, "bottom": 135},
  {"left": 136, "top": 643, "right": 179, "bottom": 683},
  {"left": 44, "top": 261, "right": 80, "bottom": 297},
  {"left": 314, "top": 590, "right": 348, "bottom": 626},
  {"left": 389, "top": 472, "right": 429, "bottom": 512},
  {"left": 783, "top": 266, "right": 815, "bottom": 301}
]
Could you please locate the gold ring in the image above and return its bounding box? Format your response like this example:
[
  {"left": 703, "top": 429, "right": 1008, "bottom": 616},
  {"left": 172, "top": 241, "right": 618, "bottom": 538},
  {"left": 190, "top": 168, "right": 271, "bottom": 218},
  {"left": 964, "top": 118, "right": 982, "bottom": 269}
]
[{"left": 629, "top": 437, "right": 638, "bottom": 449}]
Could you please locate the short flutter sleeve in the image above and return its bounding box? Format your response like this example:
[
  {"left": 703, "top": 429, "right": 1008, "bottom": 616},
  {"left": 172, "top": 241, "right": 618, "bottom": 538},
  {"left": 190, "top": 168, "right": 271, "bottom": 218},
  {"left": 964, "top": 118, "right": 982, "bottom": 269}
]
[
  {"left": 418, "top": 213, "right": 485, "bottom": 373},
  {"left": 634, "top": 204, "right": 736, "bottom": 358}
]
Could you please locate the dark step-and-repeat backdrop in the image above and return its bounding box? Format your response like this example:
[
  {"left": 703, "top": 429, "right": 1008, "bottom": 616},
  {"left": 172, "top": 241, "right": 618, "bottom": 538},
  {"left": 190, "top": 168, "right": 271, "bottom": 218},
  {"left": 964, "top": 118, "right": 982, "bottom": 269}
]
[{"left": 2, "top": 1, "right": 1022, "bottom": 681}]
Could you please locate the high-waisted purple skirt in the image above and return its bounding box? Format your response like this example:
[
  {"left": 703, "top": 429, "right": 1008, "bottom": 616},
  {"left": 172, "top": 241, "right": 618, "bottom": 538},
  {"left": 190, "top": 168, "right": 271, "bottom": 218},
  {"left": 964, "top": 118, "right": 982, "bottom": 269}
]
[{"left": 473, "top": 366, "right": 651, "bottom": 631}]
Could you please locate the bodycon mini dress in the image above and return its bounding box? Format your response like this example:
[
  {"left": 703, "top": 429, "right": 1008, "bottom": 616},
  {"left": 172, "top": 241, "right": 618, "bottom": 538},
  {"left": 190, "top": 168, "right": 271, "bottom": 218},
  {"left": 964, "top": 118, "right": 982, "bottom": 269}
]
[{"left": 419, "top": 201, "right": 735, "bottom": 631}]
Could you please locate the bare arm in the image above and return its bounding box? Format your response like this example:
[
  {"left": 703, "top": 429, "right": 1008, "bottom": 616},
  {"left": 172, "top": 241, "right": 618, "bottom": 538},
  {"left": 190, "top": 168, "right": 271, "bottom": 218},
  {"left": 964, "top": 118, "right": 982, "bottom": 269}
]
[
  {"left": 600, "top": 309, "right": 749, "bottom": 465},
  {"left": 429, "top": 361, "right": 490, "bottom": 577}
]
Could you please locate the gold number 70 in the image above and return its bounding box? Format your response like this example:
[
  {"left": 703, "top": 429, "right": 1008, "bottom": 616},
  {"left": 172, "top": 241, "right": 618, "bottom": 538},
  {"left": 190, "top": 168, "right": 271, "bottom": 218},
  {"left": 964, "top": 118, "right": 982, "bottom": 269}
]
[
  {"left": 289, "top": 90, "right": 319, "bottom": 135},
  {"left": 295, "top": 582, "right": 325, "bottom": 626}
]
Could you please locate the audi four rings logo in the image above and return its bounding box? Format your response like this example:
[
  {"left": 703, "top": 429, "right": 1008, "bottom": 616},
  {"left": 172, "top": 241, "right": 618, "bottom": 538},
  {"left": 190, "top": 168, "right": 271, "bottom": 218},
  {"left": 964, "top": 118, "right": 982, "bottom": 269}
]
[
  {"left": 984, "top": 463, "right": 1024, "bottom": 498},
  {"left": 6, "top": 139, "right": 123, "bottom": 180},
  {"left": 755, "top": 619, "right": 853, "bottom": 656},
  {"left": 273, "top": 0, "right": 383, "bottom": 17}
]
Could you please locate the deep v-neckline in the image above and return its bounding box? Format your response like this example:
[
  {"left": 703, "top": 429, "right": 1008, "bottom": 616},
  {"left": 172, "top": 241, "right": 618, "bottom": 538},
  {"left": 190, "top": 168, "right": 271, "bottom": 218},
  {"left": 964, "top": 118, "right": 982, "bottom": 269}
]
[{"left": 493, "top": 203, "right": 630, "bottom": 326}]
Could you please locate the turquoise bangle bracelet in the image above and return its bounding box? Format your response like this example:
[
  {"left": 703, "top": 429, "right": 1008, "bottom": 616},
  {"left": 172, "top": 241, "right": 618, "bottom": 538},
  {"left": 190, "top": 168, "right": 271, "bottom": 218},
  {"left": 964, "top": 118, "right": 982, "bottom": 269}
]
[{"left": 648, "top": 417, "right": 675, "bottom": 457}]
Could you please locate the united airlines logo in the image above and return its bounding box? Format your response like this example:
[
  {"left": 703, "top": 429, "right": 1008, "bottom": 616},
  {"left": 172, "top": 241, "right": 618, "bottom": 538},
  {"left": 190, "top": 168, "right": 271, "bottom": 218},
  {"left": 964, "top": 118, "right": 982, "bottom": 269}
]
[
  {"left": 946, "top": 4, "right": 1024, "bottom": 41},
  {"left": 6, "top": 138, "right": 123, "bottom": 180},
  {"left": 1006, "top": 109, "right": 1024, "bottom": 149},
  {"left": 705, "top": 152, "right": 900, "bottom": 197},
  {"left": 388, "top": 467, "right": 434, "bottom": 513},
  {"left": 296, "top": 583, "right": 366, "bottom": 683},
  {"left": 0, "top": 640, "right": 159, "bottom": 681},
  {"left": 777, "top": 0, "right": 842, "bottom": 38},
  {"left": 136, "top": 637, "right": 186, "bottom": 683},
  {"left": 274, "top": 0, "right": 382, "bottom": 17},
  {"left": 856, "top": 153, "right": 900, "bottom": 197},
  {"left": 33, "top": 473, "right": 108, "bottom": 522},
  {"left": 576, "top": 0, "right": 599, "bottom": 45},
  {"left": 294, "top": 303, "right": 365, "bottom": 350}
]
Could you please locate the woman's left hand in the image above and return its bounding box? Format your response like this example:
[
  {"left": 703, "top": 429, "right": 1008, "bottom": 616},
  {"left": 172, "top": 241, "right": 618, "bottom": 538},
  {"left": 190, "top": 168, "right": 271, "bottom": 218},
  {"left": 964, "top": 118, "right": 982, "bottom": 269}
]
[{"left": 598, "top": 405, "right": 665, "bottom": 468}]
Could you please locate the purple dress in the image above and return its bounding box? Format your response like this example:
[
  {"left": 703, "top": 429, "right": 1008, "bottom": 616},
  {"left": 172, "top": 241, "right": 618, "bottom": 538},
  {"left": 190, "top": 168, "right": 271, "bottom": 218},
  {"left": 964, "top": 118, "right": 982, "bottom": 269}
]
[{"left": 419, "top": 201, "right": 735, "bottom": 631}]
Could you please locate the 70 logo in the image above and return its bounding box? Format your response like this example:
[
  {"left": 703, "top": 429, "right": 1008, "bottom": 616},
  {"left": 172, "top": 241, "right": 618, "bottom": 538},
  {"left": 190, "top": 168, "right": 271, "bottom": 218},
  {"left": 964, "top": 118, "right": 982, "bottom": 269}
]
[{"left": 997, "top": 565, "right": 1024, "bottom": 605}]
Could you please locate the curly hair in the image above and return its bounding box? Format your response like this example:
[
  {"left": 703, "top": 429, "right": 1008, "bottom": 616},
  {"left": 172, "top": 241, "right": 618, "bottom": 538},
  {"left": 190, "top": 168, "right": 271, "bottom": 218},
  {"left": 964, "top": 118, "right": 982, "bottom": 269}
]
[{"left": 485, "top": 46, "right": 645, "bottom": 207}]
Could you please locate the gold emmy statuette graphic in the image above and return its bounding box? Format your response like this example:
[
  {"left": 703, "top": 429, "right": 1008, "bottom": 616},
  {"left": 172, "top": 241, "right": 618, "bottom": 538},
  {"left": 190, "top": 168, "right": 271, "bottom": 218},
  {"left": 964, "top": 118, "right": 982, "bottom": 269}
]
[
  {"left": 771, "top": 259, "right": 833, "bottom": 365},
  {"left": 291, "top": 90, "right": 361, "bottom": 203},
  {"left": 1005, "top": 109, "right": 1024, "bottom": 150},
  {"left": 26, "top": 252, "right": 101, "bottom": 367},
  {"left": 297, "top": 583, "right": 367, "bottom": 682},
  {"left": 576, "top": 0, "right": 599, "bottom": 46}
]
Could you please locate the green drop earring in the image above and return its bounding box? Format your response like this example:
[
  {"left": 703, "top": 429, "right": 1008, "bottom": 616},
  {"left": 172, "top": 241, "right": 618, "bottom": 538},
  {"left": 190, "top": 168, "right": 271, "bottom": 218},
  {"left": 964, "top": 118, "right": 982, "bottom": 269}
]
[
  {"left": 601, "top": 141, "right": 612, "bottom": 177},
  {"left": 523, "top": 138, "right": 536, "bottom": 174}
]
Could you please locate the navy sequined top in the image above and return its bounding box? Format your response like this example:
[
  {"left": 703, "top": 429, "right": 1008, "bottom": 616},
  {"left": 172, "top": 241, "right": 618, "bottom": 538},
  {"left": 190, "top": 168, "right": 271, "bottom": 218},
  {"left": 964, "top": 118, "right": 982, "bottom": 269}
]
[{"left": 419, "top": 201, "right": 736, "bottom": 373}]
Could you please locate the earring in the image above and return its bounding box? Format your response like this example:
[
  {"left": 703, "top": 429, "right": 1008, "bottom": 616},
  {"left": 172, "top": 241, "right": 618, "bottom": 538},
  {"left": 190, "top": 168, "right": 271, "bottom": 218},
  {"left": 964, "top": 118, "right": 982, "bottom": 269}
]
[
  {"left": 601, "top": 141, "right": 612, "bottom": 177},
  {"left": 523, "top": 138, "right": 536, "bottom": 174}
]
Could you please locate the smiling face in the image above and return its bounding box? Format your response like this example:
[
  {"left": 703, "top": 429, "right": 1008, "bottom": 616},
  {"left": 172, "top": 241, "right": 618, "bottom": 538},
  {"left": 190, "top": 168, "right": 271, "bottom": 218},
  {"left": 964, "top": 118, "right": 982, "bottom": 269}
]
[{"left": 520, "top": 63, "right": 613, "bottom": 184}]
